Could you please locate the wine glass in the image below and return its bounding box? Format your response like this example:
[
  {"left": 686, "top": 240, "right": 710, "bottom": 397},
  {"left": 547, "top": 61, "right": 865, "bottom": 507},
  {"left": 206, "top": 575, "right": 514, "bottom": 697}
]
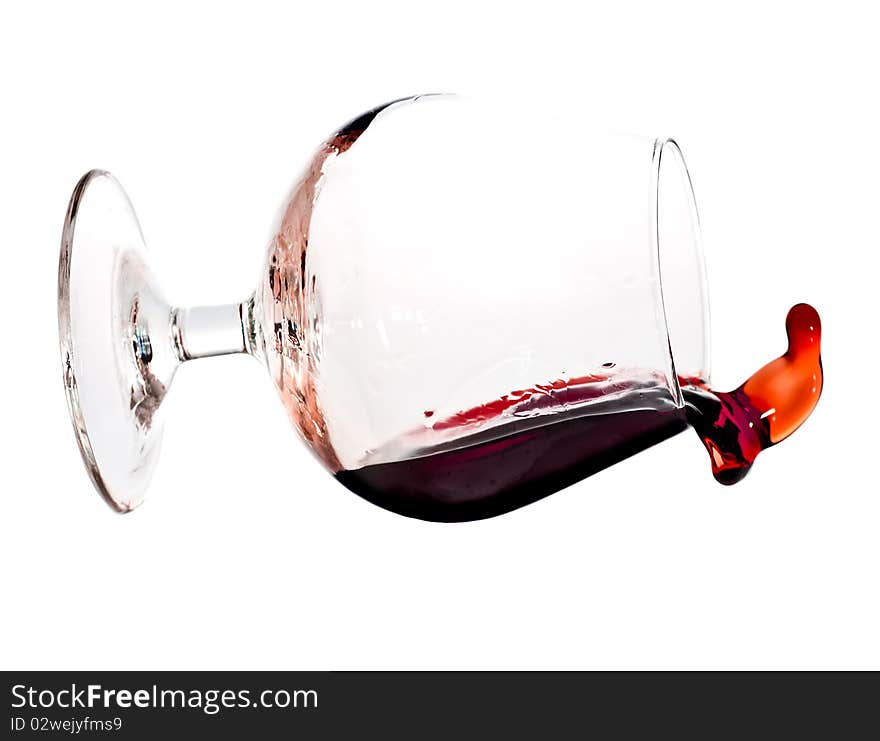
[{"left": 58, "top": 94, "right": 725, "bottom": 520}]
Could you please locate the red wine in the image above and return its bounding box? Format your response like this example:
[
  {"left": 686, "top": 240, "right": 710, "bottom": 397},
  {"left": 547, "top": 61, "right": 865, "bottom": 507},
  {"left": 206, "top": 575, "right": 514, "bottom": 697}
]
[
  {"left": 337, "top": 394, "right": 687, "bottom": 522},
  {"left": 337, "top": 304, "right": 823, "bottom": 522},
  {"left": 681, "top": 303, "right": 823, "bottom": 484}
]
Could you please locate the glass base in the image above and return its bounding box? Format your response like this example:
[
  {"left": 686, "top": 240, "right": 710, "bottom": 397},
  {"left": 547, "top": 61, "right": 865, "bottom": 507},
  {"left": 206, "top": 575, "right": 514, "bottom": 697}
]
[{"left": 58, "top": 171, "right": 176, "bottom": 512}]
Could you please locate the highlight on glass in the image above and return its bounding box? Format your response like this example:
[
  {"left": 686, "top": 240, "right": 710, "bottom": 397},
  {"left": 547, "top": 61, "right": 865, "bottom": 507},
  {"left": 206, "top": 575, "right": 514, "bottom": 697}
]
[{"left": 58, "top": 95, "right": 823, "bottom": 520}]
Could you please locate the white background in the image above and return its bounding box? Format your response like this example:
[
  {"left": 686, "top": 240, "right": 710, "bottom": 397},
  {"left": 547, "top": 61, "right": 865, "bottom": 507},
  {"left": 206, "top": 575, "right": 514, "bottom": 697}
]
[{"left": 1, "top": 1, "right": 877, "bottom": 669}]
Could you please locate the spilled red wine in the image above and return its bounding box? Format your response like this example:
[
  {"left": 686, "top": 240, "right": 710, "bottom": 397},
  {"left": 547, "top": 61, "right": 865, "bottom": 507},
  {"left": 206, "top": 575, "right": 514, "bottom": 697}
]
[
  {"left": 336, "top": 304, "right": 823, "bottom": 522},
  {"left": 681, "top": 303, "right": 823, "bottom": 484}
]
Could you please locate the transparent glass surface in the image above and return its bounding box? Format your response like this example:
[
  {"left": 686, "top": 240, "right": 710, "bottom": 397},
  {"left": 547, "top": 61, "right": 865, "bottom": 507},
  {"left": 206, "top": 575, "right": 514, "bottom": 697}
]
[{"left": 59, "top": 95, "right": 708, "bottom": 520}]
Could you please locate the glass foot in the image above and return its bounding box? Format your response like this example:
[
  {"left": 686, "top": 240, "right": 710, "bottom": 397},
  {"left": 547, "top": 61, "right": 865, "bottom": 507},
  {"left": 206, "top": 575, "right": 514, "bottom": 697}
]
[{"left": 58, "top": 171, "right": 176, "bottom": 512}]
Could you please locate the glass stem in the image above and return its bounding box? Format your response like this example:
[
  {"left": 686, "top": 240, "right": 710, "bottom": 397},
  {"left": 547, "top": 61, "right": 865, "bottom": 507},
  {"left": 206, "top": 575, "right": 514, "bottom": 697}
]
[{"left": 170, "top": 295, "right": 262, "bottom": 363}]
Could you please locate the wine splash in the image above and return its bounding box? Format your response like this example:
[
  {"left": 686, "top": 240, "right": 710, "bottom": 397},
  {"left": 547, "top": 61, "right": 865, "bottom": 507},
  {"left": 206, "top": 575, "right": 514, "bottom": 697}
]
[
  {"left": 337, "top": 304, "right": 823, "bottom": 521},
  {"left": 682, "top": 302, "right": 823, "bottom": 484}
]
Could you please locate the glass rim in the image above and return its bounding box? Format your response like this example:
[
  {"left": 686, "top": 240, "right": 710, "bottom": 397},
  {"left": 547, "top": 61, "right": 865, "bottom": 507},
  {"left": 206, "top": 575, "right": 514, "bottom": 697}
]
[{"left": 651, "top": 137, "right": 711, "bottom": 404}]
